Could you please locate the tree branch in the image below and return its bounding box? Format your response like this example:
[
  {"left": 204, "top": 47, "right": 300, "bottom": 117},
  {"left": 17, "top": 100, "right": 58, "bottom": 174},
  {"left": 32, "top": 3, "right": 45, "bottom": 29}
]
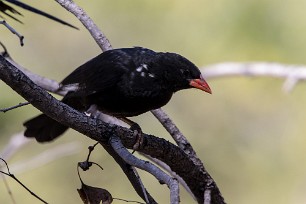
[
  {"left": 0, "top": 158, "right": 47, "bottom": 204},
  {"left": 101, "top": 143, "right": 157, "bottom": 204},
  {"left": 0, "top": 20, "right": 24, "bottom": 46},
  {"left": 54, "top": 0, "right": 112, "bottom": 51},
  {"left": 0, "top": 102, "right": 29, "bottom": 113},
  {"left": 109, "top": 135, "right": 180, "bottom": 204},
  {"left": 202, "top": 62, "right": 306, "bottom": 92},
  {"left": 139, "top": 152, "right": 195, "bottom": 200}
]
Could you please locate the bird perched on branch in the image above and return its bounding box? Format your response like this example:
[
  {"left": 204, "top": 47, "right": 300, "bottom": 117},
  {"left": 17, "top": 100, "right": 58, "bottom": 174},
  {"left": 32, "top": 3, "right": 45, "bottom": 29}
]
[
  {"left": 24, "top": 47, "right": 211, "bottom": 143},
  {"left": 0, "top": 0, "right": 77, "bottom": 29}
]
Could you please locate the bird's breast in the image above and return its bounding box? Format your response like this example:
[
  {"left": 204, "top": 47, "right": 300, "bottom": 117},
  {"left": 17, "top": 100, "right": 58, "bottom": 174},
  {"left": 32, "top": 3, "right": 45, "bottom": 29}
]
[{"left": 86, "top": 87, "right": 173, "bottom": 117}]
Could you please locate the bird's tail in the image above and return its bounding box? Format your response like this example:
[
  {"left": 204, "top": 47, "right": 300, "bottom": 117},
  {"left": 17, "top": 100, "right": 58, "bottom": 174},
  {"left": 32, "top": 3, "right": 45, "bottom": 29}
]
[
  {"left": 23, "top": 95, "right": 85, "bottom": 142},
  {"left": 24, "top": 114, "right": 68, "bottom": 142}
]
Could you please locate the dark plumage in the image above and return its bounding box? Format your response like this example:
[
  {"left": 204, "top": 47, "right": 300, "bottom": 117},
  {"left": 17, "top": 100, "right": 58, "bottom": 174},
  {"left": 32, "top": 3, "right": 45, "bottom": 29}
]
[{"left": 24, "top": 47, "right": 211, "bottom": 142}]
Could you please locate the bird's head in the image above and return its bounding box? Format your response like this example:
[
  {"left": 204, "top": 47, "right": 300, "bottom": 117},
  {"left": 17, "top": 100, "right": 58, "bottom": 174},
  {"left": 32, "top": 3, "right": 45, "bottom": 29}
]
[{"left": 154, "top": 52, "right": 212, "bottom": 94}]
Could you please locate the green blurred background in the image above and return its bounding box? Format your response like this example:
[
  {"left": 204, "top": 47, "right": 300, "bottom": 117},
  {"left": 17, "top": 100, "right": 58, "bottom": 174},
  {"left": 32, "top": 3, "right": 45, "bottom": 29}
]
[{"left": 1, "top": 0, "right": 306, "bottom": 203}]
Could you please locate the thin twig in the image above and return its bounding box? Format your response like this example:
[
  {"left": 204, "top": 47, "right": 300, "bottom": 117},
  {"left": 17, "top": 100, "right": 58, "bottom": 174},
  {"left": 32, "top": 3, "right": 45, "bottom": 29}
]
[
  {"left": 0, "top": 158, "right": 48, "bottom": 203},
  {"left": 1, "top": 174, "right": 16, "bottom": 204},
  {"left": 151, "top": 108, "right": 195, "bottom": 152},
  {"left": 101, "top": 143, "right": 157, "bottom": 203},
  {"left": 110, "top": 135, "right": 180, "bottom": 204},
  {"left": 54, "top": 0, "right": 112, "bottom": 51},
  {"left": 85, "top": 142, "right": 99, "bottom": 165},
  {"left": 139, "top": 152, "right": 195, "bottom": 200},
  {"left": 6, "top": 58, "right": 62, "bottom": 94},
  {"left": 0, "top": 20, "right": 24, "bottom": 46},
  {"left": 113, "top": 197, "right": 145, "bottom": 204},
  {"left": 0, "top": 102, "right": 29, "bottom": 113},
  {"left": 130, "top": 166, "right": 149, "bottom": 203},
  {"left": 202, "top": 62, "right": 306, "bottom": 92}
]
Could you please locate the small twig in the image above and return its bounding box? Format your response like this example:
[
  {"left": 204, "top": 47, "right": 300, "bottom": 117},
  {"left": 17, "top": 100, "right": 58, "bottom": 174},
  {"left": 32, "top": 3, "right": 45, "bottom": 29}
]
[
  {"left": 54, "top": 0, "right": 112, "bottom": 51},
  {"left": 113, "top": 197, "right": 145, "bottom": 204},
  {"left": 110, "top": 135, "right": 180, "bottom": 204},
  {"left": 1, "top": 174, "right": 16, "bottom": 204},
  {"left": 0, "top": 102, "right": 29, "bottom": 113},
  {"left": 0, "top": 158, "right": 48, "bottom": 203},
  {"left": 130, "top": 166, "right": 149, "bottom": 203},
  {"left": 101, "top": 143, "right": 157, "bottom": 203},
  {"left": 151, "top": 108, "right": 193, "bottom": 151},
  {"left": 202, "top": 62, "right": 306, "bottom": 92},
  {"left": 86, "top": 142, "right": 99, "bottom": 163},
  {"left": 151, "top": 108, "right": 206, "bottom": 199},
  {"left": 78, "top": 142, "right": 103, "bottom": 172},
  {"left": 139, "top": 152, "right": 195, "bottom": 200},
  {"left": 5, "top": 58, "right": 62, "bottom": 94},
  {"left": 0, "top": 41, "right": 8, "bottom": 55},
  {"left": 77, "top": 161, "right": 104, "bottom": 184},
  {"left": 0, "top": 20, "right": 24, "bottom": 46}
]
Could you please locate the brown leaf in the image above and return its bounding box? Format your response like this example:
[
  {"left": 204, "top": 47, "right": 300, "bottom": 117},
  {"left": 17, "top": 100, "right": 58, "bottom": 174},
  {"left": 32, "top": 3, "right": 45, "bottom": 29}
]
[{"left": 77, "top": 183, "right": 113, "bottom": 204}]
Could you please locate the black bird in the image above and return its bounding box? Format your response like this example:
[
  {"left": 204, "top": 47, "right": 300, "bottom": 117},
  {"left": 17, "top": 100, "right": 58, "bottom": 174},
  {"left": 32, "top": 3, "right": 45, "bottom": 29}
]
[
  {"left": 0, "top": 0, "right": 77, "bottom": 29},
  {"left": 24, "top": 47, "right": 211, "bottom": 142}
]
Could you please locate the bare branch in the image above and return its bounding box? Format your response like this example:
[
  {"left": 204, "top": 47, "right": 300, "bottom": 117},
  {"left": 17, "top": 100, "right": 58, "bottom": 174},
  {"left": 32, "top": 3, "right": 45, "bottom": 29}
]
[
  {"left": 0, "top": 158, "right": 48, "bottom": 203},
  {"left": 0, "top": 20, "right": 24, "bottom": 46},
  {"left": 151, "top": 109, "right": 189, "bottom": 149},
  {"left": 202, "top": 62, "right": 306, "bottom": 92},
  {"left": 54, "top": 0, "right": 112, "bottom": 51},
  {"left": 3, "top": 53, "right": 62, "bottom": 94},
  {"left": 129, "top": 166, "right": 149, "bottom": 203},
  {"left": 0, "top": 102, "right": 29, "bottom": 113},
  {"left": 110, "top": 135, "right": 180, "bottom": 204},
  {"left": 101, "top": 143, "right": 157, "bottom": 203},
  {"left": 1, "top": 174, "right": 16, "bottom": 204},
  {"left": 139, "top": 152, "right": 195, "bottom": 201}
]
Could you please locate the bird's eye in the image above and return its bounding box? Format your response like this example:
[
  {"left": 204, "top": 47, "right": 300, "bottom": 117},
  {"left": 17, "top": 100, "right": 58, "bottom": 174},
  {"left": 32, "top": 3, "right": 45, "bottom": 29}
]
[{"left": 180, "top": 69, "right": 190, "bottom": 78}]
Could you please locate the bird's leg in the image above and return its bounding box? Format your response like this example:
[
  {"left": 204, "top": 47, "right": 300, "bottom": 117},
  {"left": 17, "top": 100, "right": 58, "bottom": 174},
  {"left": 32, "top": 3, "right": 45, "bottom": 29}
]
[
  {"left": 85, "top": 106, "right": 143, "bottom": 151},
  {"left": 85, "top": 104, "right": 101, "bottom": 119},
  {"left": 120, "top": 117, "right": 143, "bottom": 151}
]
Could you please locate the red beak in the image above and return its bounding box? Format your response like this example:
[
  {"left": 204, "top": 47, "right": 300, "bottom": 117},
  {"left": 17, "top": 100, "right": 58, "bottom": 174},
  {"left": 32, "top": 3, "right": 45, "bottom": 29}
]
[{"left": 189, "top": 75, "right": 212, "bottom": 94}]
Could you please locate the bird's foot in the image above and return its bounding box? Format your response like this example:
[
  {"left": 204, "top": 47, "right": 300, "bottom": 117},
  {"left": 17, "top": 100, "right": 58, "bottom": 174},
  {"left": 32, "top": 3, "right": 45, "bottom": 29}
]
[
  {"left": 130, "top": 123, "right": 143, "bottom": 153},
  {"left": 85, "top": 104, "right": 101, "bottom": 119}
]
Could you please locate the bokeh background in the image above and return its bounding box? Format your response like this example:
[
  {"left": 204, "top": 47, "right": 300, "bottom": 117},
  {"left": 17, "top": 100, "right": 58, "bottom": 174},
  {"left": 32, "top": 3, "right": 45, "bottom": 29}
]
[{"left": 1, "top": 0, "right": 306, "bottom": 203}]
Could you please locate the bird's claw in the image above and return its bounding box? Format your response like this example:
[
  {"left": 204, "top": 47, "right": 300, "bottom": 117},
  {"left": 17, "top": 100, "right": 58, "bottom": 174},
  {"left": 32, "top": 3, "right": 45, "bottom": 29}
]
[
  {"left": 85, "top": 104, "right": 101, "bottom": 119},
  {"left": 130, "top": 123, "right": 143, "bottom": 152}
]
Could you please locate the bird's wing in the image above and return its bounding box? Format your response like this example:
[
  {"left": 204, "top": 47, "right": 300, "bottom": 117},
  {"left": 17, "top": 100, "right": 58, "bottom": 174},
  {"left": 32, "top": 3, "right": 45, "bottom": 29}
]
[
  {"left": 2, "top": 0, "right": 77, "bottom": 29},
  {"left": 60, "top": 50, "right": 133, "bottom": 97}
]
